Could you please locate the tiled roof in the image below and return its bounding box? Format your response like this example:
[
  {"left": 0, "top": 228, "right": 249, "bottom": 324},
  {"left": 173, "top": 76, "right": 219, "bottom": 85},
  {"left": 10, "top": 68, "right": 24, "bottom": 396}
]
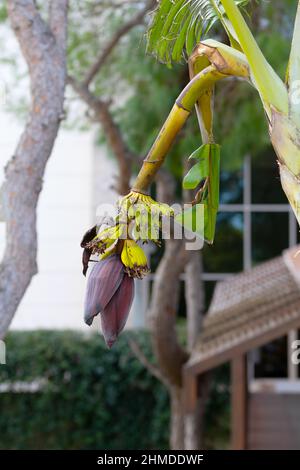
[{"left": 186, "top": 248, "right": 300, "bottom": 374}]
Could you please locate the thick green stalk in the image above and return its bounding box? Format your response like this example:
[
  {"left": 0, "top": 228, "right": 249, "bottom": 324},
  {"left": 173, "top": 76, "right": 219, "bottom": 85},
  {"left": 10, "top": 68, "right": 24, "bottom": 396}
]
[
  {"left": 132, "top": 65, "right": 226, "bottom": 193},
  {"left": 133, "top": 40, "right": 254, "bottom": 194},
  {"left": 220, "top": 0, "right": 288, "bottom": 114},
  {"left": 132, "top": 103, "right": 190, "bottom": 193},
  {"left": 177, "top": 66, "right": 225, "bottom": 111},
  {"left": 188, "top": 39, "right": 252, "bottom": 143},
  {"left": 287, "top": 0, "right": 300, "bottom": 126}
]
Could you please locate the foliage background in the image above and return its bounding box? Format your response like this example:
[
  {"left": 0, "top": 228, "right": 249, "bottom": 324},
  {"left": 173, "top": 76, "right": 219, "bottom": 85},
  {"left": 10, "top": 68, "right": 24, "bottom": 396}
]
[{"left": 0, "top": 331, "right": 229, "bottom": 450}]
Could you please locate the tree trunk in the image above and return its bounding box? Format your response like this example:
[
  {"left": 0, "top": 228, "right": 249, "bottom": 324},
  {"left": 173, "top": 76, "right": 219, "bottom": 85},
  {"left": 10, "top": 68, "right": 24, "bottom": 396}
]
[
  {"left": 181, "top": 232, "right": 208, "bottom": 450},
  {"left": 184, "top": 374, "right": 211, "bottom": 450},
  {"left": 185, "top": 252, "right": 205, "bottom": 349},
  {"left": 146, "top": 174, "right": 191, "bottom": 449},
  {"left": 148, "top": 238, "right": 189, "bottom": 387},
  {"left": 0, "top": 0, "right": 68, "bottom": 338},
  {"left": 170, "top": 386, "right": 185, "bottom": 450}
]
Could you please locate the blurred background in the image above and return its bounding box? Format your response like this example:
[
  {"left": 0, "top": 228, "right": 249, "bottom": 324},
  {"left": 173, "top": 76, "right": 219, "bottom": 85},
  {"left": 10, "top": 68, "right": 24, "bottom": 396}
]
[{"left": 0, "top": 0, "right": 299, "bottom": 450}]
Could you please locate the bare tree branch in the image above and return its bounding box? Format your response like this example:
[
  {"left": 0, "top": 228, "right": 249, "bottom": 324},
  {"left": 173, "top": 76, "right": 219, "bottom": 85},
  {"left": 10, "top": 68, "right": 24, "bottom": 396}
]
[
  {"left": 0, "top": 0, "right": 68, "bottom": 338},
  {"left": 128, "top": 337, "right": 169, "bottom": 388},
  {"left": 185, "top": 253, "right": 204, "bottom": 349},
  {"left": 86, "top": 0, "right": 147, "bottom": 12},
  {"left": 67, "top": 75, "right": 103, "bottom": 110},
  {"left": 68, "top": 76, "right": 133, "bottom": 195},
  {"left": 49, "top": 0, "right": 69, "bottom": 44},
  {"left": 184, "top": 251, "right": 208, "bottom": 450},
  {"left": 148, "top": 239, "right": 190, "bottom": 387},
  {"left": 68, "top": 2, "right": 155, "bottom": 194},
  {"left": 147, "top": 175, "right": 192, "bottom": 389},
  {"left": 83, "top": 0, "right": 156, "bottom": 87}
]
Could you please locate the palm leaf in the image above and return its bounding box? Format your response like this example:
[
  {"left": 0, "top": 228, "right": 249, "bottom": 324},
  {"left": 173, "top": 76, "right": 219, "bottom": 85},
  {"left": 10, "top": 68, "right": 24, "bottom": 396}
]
[{"left": 147, "top": 0, "right": 252, "bottom": 65}]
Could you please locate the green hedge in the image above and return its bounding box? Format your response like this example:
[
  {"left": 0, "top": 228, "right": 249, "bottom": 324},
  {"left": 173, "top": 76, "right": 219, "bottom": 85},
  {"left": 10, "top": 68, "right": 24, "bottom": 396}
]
[
  {"left": 0, "top": 330, "right": 230, "bottom": 450},
  {"left": 0, "top": 331, "right": 170, "bottom": 450}
]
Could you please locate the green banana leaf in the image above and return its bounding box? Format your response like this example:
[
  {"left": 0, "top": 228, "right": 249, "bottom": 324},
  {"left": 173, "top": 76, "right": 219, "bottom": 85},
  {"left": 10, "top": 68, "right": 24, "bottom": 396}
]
[{"left": 176, "top": 143, "right": 220, "bottom": 244}]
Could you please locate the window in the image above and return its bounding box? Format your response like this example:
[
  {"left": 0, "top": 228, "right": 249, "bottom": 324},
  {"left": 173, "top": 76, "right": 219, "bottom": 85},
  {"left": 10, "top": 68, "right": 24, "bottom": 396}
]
[
  {"left": 204, "top": 155, "right": 298, "bottom": 381},
  {"left": 203, "top": 155, "right": 298, "bottom": 277},
  {"left": 133, "top": 155, "right": 299, "bottom": 381}
]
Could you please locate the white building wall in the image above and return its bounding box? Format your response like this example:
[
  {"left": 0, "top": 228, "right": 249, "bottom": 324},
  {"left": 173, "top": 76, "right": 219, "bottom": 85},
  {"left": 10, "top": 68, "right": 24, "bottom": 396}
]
[
  {"left": 0, "top": 111, "right": 147, "bottom": 332},
  {"left": 0, "top": 111, "right": 97, "bottom": 330}
]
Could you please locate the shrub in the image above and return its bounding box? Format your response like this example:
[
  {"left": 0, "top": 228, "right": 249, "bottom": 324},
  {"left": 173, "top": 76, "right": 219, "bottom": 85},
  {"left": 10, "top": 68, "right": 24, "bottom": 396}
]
[
  {"left": 0, "top": 330, "right": 169, "bottom": 450},
  {"left": 0, "top": 330, "right": 230, "bottom": 449}
]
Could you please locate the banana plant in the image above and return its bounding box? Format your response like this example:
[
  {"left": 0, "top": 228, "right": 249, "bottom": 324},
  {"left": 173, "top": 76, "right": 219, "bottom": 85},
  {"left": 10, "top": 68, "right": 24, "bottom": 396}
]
[
  {"left": 144, "top": 0, "right": 300, "bottom": 237},
  {"left": 82, "top": 0, "right": 300, "bottom": 345},
  {"left": 85, "top": 0, "right": 300, "bottom": 275}
]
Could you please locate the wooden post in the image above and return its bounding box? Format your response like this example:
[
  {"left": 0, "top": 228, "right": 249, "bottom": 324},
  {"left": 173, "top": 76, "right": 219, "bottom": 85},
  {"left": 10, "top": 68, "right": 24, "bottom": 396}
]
[{"left": 231, "top": 354, "right": 248, "bottom": 449}]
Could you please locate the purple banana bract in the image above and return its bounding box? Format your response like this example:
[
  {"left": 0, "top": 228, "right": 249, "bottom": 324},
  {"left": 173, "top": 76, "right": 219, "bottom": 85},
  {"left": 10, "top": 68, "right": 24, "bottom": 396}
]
[{"left": 84, "top": 255, "right": 134, "bottom": 348}]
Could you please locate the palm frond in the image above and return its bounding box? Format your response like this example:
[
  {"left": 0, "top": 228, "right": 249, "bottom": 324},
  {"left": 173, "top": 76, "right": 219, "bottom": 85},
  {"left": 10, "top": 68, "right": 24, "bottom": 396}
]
[{"left": 146, "top": 0, "right": 252, "bottom": 65}]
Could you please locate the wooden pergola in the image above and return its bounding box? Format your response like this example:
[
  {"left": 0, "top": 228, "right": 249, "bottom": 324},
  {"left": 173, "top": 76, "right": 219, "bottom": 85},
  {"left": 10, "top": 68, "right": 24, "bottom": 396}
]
[{"left": 184, "top": 246, "right": 300, "bottom": 449}]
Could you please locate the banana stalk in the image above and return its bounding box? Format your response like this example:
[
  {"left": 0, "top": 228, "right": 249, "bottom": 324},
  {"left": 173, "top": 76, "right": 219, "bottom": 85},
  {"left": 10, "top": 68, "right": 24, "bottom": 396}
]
[
  {"left": 185, "top": 41, "right": 252, "bottom": 241},
  {"left": 132, "top": 41, "right": 254, "bottom": 242},
  {"left": 132, "top": 41, "right": 251, "bottom": 194},
  {"left": 270, "top": 110, "right": 300, "bottom": 225},
  {"left": 143, "top": 0, "right": 300, "bottom": 233},
  {"left": 219, "top": 0, "right": 288, "bottom": 116},
  {"left": 213, "top": 0, "right": 300, "bottom": 226},
  {"left": 132, "top": 64, "right": 227, "bottom": 194},
  {"left": 188, "top": 39, "right": 252, "bottom": 142},
  {"left": 128, "top": 2, "right": 300, "bottom": 240},
  {"left": 287, "top": 0, "right": 300, "bottom": 128},
  {"left": 275, "top": 1, "right": 300, "bottom": 224}
]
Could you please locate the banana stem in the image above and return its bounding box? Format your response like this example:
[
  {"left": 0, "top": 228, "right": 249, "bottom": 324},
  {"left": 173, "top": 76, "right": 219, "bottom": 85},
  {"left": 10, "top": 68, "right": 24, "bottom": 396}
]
[
  {"left": 220, "top": 0, "right": 288, "bottom": 114},
  {"left": 188, "top": 50, "right": 214, "bottom": 145},
  {"left": 288, "top": 0, "right": 300, "bottom": 126},
  {"left": 188, "top": 39, "right": 252, "bottom": 144},
  {"left": 132, "top": 65, "right": 226, "bottom": 193},
  {"left": 133, "top": 38, "right": 258, "bottom": 194}
]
